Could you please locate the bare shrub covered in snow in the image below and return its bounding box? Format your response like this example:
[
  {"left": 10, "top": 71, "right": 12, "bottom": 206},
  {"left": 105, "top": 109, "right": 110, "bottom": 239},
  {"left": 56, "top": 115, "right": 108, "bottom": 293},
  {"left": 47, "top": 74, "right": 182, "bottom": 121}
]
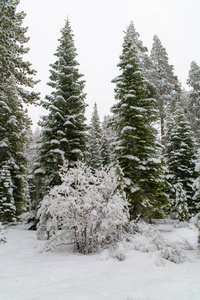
[
  {"left": 127, "top": 221, "right": 187, "bottom": 264},
  {"left": 128, "top": 221, "right": 169, "bottom": 252},
  {"left": 160, "top": 243, "right": 186, "bottom": 263},
  {"left": 37, "top": 160, "right": 129, "bottom": 254},
  {"left": 173, "top": 221, "right": 189, "bottom": 228}
]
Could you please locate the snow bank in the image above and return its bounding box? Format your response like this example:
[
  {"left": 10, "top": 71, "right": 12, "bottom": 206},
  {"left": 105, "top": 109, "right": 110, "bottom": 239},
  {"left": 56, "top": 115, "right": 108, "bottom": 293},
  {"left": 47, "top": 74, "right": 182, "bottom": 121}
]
[{"left": 0, "top": 224, "right": 200, "bottom": 300}]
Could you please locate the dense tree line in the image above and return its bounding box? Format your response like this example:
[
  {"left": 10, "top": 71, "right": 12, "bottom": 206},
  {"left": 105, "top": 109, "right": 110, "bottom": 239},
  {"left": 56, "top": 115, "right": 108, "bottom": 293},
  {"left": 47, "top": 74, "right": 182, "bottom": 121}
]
[
  {"left": 1, "top": 1, "right": 200, "bottom": 252},
  {"left": 0, "top": 0, "right": 39, "bottom": 224}
]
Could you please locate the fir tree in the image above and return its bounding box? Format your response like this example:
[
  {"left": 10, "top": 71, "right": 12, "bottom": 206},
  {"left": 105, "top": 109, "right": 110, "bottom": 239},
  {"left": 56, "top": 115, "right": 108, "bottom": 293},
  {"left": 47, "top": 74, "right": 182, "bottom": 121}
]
[
  {"left": 173, "top": 182, "right": 189, "bottom": 222},
  {"left": 102, "top": 115, "right": 117, "bottom": 163},
  {"left": 0, "top": 0, "right": 39, "bottom": 224},
  {"left": 186, "top": 61, "right": 200, "bottom": 143},
  {"left": 90, "top": 103, "right": 102, "bottom": 138},
  {"left": 0, "top": 164, "right": 16, "bottom": 224},
  {"left": 87, "top": 103, "right": 103, "bottom": 170},
  {"left": 150, "top": 35, "right": 181, "bottom": 142},
  {"left": 26, "top": 127, "right": 45, "bottom": 227},
  {"left": 192, "top": 150, "right": 200, "bottom": 214},
  {"left": 124, "top": 21, "right": 148, "bottom": 69},
  {"left": 164, "top": 106, "right": 199, "bottom": 215},
  {"left": 100, "top": 133, "right": 111, "bottom": 166},
  {"left": 36, "top": 19, "right": 87, "bottom": 191},
  {"left": 111, "top": 22, "right": 168, "bottom": 221},
  {"left": 0, "top": 0, "right": 39, "bottom": 104}
]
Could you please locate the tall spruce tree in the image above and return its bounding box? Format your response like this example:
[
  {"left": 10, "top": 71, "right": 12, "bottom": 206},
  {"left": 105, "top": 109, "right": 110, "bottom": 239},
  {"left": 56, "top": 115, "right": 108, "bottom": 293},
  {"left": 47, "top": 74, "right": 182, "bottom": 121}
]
[
  {"left": 102, "top": 115, "right": 117, "bottom": 163},
  {"left": 36, "top": 19, "right": 87, "bottom": 192},
  {"left": 150, "top": 35, "right": 181, "bottom": 142},
  {"left": 0, "top": 0, "right": 39, "bottom": 224},
  {"left": 186, "top": 61, "right": 200, "bottom": 144},
  {"left": 26, "top": 127, "right": 44, "bottom": 227},
  {"left": 173, "top": 182, "right": 189, "bottom": 222},
  {"left": 164, "top": 106, "right": 199, "bottom": 215},
  {"left": 87, "top": 103, "right": 103, "bottom": 170},
  {"left": 111, "top": 22, "right": 168, "bottom": 221},
  {"left": 100, "top": 133, "right": 111, "bottom": 166},
  {"left": 193, "top": 150, "right": 200, "bottom": 213}
]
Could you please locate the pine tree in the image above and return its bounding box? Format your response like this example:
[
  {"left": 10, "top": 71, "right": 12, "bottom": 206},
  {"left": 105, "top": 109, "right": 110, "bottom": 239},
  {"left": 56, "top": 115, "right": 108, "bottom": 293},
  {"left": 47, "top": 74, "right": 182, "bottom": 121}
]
[
  {"left": 26, "top": 127, "right": 44, "bottom": 227},
  {"left": 124, "top": 21, "right": 148, "bottom": 69},
  {"left": 0, "top": 0, "right": 39, "bottom": 224},
  {"left": 111, "top": 22, "right": 168, "bottom": 221},
  {"left": 173, "top": 182, "right": 189, "bottom": 222},
  {"left": 150, "top": 35, "right": 181, "bottom": 142},
  {"left": 0, "top": 164, "right": 16, "bottom": 224},
  {"left": 0, "top": 0, "right": 39, "bottom": 104},
  {"left": 164, "top": 106, "right": 199, "bottom": 215},
  {"left": 102, "top": 115, "right": 117, "bottom": 163},
  {"left": 192, "top": 150, "right": 200, "bottom": 214},
  {"left": 90, "top": 103, "right": 102, "bottom": 138},
  {"left": 87, "top": 103, "right": 103, "bottom": 170},
  {"left": 36, "top": 19, "right": 87, "bottom": 191},
  {"left": 100, "top": 133, "right": 111, "bottom": 166},
  {"left": 186, "top": 61, "right": 200, "bottom": 143}
]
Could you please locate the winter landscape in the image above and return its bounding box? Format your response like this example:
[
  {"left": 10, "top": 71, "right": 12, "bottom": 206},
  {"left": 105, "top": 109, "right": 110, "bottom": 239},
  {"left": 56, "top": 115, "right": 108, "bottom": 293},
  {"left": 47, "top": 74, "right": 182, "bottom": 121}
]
[{"left": 1, "top": 1, "right": 200, "bottom": 299}]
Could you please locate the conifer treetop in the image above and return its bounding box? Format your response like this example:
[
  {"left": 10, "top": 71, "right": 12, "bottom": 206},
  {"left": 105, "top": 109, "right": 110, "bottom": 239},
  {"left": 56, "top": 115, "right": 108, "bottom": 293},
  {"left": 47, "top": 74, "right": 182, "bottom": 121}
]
[
  {"left": 187, "top": 61, "right": 200, "bottom": 90},
  {"left": 36, "top": 18, "right": 87, "bottom": 190},
  {"left": 0, "top": 0, "right": 40, "bottom": 104}
]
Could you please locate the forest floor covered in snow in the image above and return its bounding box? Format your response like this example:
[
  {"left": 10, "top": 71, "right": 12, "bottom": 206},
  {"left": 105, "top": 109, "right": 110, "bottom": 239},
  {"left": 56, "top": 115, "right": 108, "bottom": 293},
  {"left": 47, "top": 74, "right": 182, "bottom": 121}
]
[{"left": 0, "top": 221, "right": 200, "bottom": 300}]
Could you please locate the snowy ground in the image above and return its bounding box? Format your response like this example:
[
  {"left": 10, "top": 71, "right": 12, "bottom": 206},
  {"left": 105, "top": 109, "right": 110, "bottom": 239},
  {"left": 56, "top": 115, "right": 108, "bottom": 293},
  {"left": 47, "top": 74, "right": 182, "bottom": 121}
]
[{"left": 0, "top": 222, "right": 200, "bottom": 300}]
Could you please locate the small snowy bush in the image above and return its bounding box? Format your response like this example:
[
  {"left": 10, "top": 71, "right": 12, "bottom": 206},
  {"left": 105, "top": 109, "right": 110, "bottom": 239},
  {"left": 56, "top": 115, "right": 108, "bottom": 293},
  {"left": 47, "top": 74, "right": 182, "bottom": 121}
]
[
  {"left": 173, "top": 221, "right": 189, "bottom": 228},
  {"left": 37, "top": 160, "right": 129, "bottom": 254},
  {"left": 0, "top": 222, "right": 6, "bottom": 244},
  {"left": 128, "top": 221, "right": 168, "bottom": 251},
  {"left": 109, "top": 242, "right": 126, "bottom": 261},
  {"left": 127, "top": 222, "right": 187, "bottom": 264},
  {"left": 160, "top": 243, "right": 186, "bottom": 264},
  {"left": 99, "top": 243, "right": 126, "bottom": 261}
]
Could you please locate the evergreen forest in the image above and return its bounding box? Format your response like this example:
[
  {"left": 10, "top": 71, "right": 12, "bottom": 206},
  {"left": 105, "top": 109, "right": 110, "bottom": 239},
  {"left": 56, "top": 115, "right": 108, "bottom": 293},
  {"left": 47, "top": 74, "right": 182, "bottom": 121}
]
[{"left": 1, "top": 0, "right": 200, "bottom": 255}]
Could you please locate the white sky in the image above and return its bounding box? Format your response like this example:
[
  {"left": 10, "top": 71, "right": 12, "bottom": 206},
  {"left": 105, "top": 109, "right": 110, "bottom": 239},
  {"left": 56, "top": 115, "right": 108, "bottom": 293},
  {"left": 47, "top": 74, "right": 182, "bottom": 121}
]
[{"left": 18, "top": 0, "right": 200, "bottom": 130}]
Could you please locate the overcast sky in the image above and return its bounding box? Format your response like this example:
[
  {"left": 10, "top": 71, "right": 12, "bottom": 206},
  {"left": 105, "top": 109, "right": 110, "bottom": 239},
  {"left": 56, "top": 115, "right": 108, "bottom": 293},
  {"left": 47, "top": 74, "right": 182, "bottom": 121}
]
[{"left": 18, "top": 0, "right": 200, "bottom": 130}]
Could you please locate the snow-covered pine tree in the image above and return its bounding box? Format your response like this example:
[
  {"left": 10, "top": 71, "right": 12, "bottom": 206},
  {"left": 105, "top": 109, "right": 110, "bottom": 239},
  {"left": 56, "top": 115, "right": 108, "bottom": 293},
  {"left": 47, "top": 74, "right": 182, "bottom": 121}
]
[
  {"left": 87, "top": 103, "right": 102, "bottom": 170},
  {"left": 124, "top": 22, "right": 149, "bottom": 74},
  {"left": 102, "top": 115, "right": 117, "bottom": 163},
  {"left": 186, "top": 61, "right": 200, "bottom": 144},
  {"left": 150, "top": 35, "right": 182, "bottom": 142},
  {"left": 111, "top": 22, "right": 168, "bottom": 221},
  {"left": 0, "top": 0, "right": 39, "bottom": 105},
  {"left": 192, "top": 149, "right": 200, "bottom": 214},
  {"left": 100, "top": 133, "right": 111, "bottom": 167},
  {"left": 36, "top": 19, "right": 87, "bottom": 192},
  {"left": 164, "top": 105, "right": 199, "bottom": 215},
  {"left": 0, "top": 0, "right": 39, "bottom": 224},
  {"left": 0, "top": 164, "right": 16, "bottom": 224},
  {"left": 25, "top": 127, "right": 45, "bottom": 227},
  {"left": 173, "top": 182, "right": 189, "bottom": 222}
]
